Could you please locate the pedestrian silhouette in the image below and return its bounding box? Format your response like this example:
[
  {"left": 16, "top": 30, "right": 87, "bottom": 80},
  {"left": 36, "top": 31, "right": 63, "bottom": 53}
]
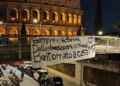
[
  {"left": 21, "top": 72, "right": 24, "bottom": 81},
  {"left": 77, "top": 26, "right": 82, "bottom": 36}
]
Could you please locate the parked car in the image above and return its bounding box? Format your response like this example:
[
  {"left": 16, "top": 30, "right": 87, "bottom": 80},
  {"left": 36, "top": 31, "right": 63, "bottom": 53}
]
[
  {"left": 46, "top": 76, "right": 64, "bottom": 86},
  {"left": 33, "top": 69, "right": 48, "bottom": 81},
  {"left": 12, "top": 61, "right": 21, "bottom": 67},
  {"left": 25, "top": 66, "right": 41, "bottom": 77},
  {"left": 18, "top": 61, "right": 32, "bottom": 69}
]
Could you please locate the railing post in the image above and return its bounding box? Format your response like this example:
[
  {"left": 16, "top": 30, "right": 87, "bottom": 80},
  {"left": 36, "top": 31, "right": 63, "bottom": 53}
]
[
  {"left": 19, "top": 38, "right": 21, "bottom": 60},
  {"left": 118, "top": 39, "right": 120, "bottom": 52},
  {"left": 106, "top": 38, "right": 109, "bottom": 52}
]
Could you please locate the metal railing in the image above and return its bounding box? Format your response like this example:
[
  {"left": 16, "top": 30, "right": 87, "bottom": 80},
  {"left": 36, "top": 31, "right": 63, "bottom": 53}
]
[
  {"left": 94, "top": 36, "right": 120, "bottom": 54},
  {"left": 0, "top": 35, "right": 120, "bottom": 54}
]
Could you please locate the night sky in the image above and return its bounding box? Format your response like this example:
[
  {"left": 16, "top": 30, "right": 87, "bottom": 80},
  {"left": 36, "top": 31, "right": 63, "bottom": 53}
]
[{"left": 81, "top": 0, "right": 120, "bottom": 34}]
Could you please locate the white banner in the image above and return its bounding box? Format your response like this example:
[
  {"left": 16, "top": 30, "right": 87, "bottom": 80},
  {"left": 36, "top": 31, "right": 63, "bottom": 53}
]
[{"left": 31, "top": 36, "right": 95, "bottom": 67}]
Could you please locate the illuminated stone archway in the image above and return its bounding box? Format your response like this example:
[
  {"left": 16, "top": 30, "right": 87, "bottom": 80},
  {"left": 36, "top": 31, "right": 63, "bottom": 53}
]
[
  {"left": 52, "top": 30, "right": 58, "bottom": 36},
  {"left": 73, "top": 31, "right": 77, "bottom": 36},
  {"left": 78, "top": 15, "right": 81, "bottom": 25},
  {"left": 60, "top": 12, "right": 65, "bottom": 23},
  {"left": 9, "top": 28, "right": 18, "bottom": 43},
  {"left": 22, "top": 9, "right": 29, "bottom": 21},
  {"left": 67, "top": 13, "right": 72, "bottom": 24},
  {"left": 0, "top": 28, "right": 5, "bottom": 35},
  {"left": 26, "top": 29, "right": 30, "bottom": 43},
  {"left": 10, "top": 8, "right": 18, "bottom": 21},
  {"left": 43, "top": 30, "right": 50, "bottom": 35},
  {"left": 52, "top": 11, "right": 58, "bottom": 22},
  {"left": 59, "top": 30, "right": 66, "bottom": 36},
  {"left": 73, "top": 14, "right": 77, "bottom": 24},
  {"left": 32, "top": 29, "right": 40, "bottom": 35},
  {"left": 43, "top": 10, "right": 49, "bottom": 22},
  {"left": 33, "top": 9, "right": 40, "bottom": 22},
  {"left": 68, "top": 31, "right": 72, "bottom": 36}
]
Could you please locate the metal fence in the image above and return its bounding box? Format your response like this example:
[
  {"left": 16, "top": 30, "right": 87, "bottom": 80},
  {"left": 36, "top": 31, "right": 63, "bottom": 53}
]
[
  {"left": 0, "top": 35, "right": 120, "bottom": 54},
  {"left": 94, "top": 36, "right": 120, "bottom": 54}
]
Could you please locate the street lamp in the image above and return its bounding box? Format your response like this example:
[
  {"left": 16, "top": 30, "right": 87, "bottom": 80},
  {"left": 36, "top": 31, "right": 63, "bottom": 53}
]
[
  {"left": 0, "top": 21, "right": 3, "bottom": 25},
  {"left": 0, "top": 21, "right": 3, "bottom": 45},
  {"left": 33, "top": 19, "right": 42, "bottom": 35},
  {"left": 98, "top": 31, "right": 103, "bottom": 35}
]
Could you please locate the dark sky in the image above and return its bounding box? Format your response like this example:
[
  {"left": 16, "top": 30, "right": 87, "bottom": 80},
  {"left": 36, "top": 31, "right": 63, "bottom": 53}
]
[{"left": 81, "top": 0, "right": 120, "bottom": 34}]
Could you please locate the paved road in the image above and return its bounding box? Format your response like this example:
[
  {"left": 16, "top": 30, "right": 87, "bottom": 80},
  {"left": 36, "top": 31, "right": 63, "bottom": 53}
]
[{"left": 2, "top": 65, "right": 79, "bottom": 86}]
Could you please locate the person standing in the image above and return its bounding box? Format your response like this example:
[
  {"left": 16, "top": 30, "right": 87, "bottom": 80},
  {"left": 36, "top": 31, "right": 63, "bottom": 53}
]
[{"left": 21, "top": 72, "right": 24, "bottom": 81}]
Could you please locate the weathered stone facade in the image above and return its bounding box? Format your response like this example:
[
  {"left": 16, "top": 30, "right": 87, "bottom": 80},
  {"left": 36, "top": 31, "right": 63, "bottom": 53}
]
[{"left": 0, "top": 0, "right": 83, "bottom": 43}]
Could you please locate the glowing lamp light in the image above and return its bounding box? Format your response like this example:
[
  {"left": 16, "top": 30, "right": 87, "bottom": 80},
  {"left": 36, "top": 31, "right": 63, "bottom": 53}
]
[{"left": 98, "top": 31, "right": 103, "bottom": 35}]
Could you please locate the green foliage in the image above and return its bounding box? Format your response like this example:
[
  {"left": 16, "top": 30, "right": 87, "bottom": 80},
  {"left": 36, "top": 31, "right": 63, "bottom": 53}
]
[{"left": 113, "top": 21, "right": 120, "bottom": 30}]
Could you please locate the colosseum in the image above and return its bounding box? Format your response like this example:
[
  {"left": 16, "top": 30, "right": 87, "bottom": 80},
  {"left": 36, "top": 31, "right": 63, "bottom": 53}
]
[{"left": 0, "top": 0, "right": 83, "bottom": 43}]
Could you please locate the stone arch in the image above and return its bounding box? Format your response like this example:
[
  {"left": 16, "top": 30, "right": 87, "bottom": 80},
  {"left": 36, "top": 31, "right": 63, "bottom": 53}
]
[
  {"left": 73, "top": 14, "right": 77, "bottom": 24},
  {"left": 10, "top": 8, "right": 18, "bottom": 21},
  {"left": 0, "top": 7, "right": 5, "bottom": 21},
  {"left": 32, "top": 29, "right": 40, "bottom": 35},
  {"left": 26, "top": 29, "right": 29, "bottom": 35},
  {"left": 59, "top": 30, "right": 66, "bottom": 36},
  {"left": 22, "top": 9, "right": 29, "bottom": 21},
  {"left": 26, "top": 29, "right": 30, "bottom": 43},
  {"left": 43, "top": 10, "right": 49, "bottom": 22},
  {"left": 52, "top": 11, "right": 58, "bottom": 22},
  {"left": 52, "top": 30, "right": 58, "bottom": 36},
  {"left": 73, "top": 31, "right": 77, "bottom": 36},
  {"left": 8, "top": 28, "right": 18, "bottom": 43},
  {"left": 68, "top": 31, "right": 72, "bottom": 36},
  {"left": 43, "top": 30, "right": 50, "bottom": 35},
  {"left": 78, "top": 15, "right": 81, "bottom": 25},
  {"left": 33, "top": 9, "right": 40, "bottom": 22},
  {"left": 67, "top": 13, "right": 72, "bottom": 24},
  {"left": 60, "top": 12, "right": 65, "bottom": 22},
  {"left": 0, "top": 28, "right": 5, "bottom": 34}
]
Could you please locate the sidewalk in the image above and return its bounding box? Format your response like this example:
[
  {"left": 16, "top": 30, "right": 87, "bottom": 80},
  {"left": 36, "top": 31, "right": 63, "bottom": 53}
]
[{"left": 1, "top": 64, "right": 39, "bottom": 86}]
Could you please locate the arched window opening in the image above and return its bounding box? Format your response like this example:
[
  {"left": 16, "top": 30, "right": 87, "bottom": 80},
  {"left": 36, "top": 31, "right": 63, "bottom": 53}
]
[
  {"left": 68, "top": 31, "right": 72, "bottom": 36},
  {"left": 61, "top": 31, "right": 65, "bottom": 36},
  {"left": 52, "top": 13, "right": 55, "bottom": 22},
  {"left": 10, "top": 9, "right": 17, "bottom": 21},
  {"left": 60, "top": 12, "right": 65, "bottom": 23},
  {"left": 60, "top": 14, "right": 62, "bottom": 22},
  {"left": 22, "top": 10, "right": 28, "bottom": 21},
  {"left": 33, "top": 29, "right": 39, "bottom": 35},
  {"left": 43, "top": 30, "right": 50, "bottom": 35},
  {"left": 0, "top": 29, "right": 5, "bottom": 35},
  {"left": 78, "top": 15, "right": 81, "bottom": 25},
  {"left": 73, "top": 32, "right": 77, "bottom": 36},
  {"left": 9, "top": 29, "right": 18, "bottom": 43},
  {"left": 43, "top": 11, "right": 47, "bottom": 21},
  {"left": 0, "top": 7, "right": 5, "bottom": 21},
  {"left": 33, "top": 10, "right": 37, "bottom": 19},
  {"left": 67, "top": 15, "right": 69, "bottom": 22},
  {"left": 74, "top": 14, "right": 77, "bottom": 24},
  {"left": 52, "top": 30, "right": 58, "bottom": 36},
  {"left": 68, "top": 14, "right": 72, "bottom": 24}
]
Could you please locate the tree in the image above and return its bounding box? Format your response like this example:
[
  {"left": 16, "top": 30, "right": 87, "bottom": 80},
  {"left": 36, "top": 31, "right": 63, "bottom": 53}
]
[
  {"left": 113, "top": 21, "right": 120, "bottom": 30},
  {"left": 21, "top": 23, "right": 27, "bottom": 44},
  {"left": 21, "top": 23, "right": 26, "bottom": 35}
]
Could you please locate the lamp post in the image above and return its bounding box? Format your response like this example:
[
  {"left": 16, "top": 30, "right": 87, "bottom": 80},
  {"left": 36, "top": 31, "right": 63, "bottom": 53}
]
[
  {"left": 33, "top": 19, "right": 42, "bottom": 35},
  {"left": 0, "top": 21, "right": 3, "bottom": 45}
]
